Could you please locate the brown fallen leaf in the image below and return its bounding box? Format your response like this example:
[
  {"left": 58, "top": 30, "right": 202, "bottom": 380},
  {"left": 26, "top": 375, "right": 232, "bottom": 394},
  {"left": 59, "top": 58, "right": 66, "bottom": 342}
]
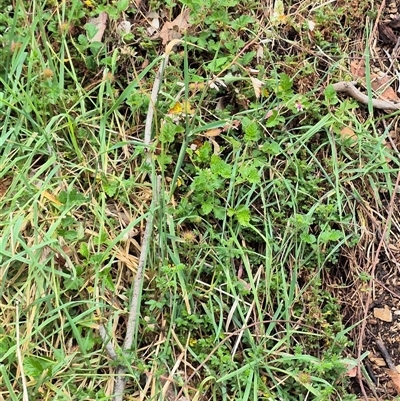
[
  {"left": 350, "top": 59, "right": 365, "bottom": 79},
  {"left": 387, "top": 369, "right": 400, "bottom": 394},
  {"left": 159, "top": 9, "right": 191, "bottom": 45},
  {"left": 340, "top": 126, "right": 357, "bottom": 145},
  {"left": 371, "top": 74, "right": 400, "bottom": 102},
  {"left": 346, "top": 366, "right": 357, "bottom": 377},
  {"left": 204, "top": 128, "right": 222, "bottom": 137},
  {"left": 349, "top": 58, "right": 400, "bottom": 103},
  {"left": 373, "top": 305, "right": 392, "bottom": 322},
  {"left": 0, "top": 176, "right": 12, "bottom": 198}
]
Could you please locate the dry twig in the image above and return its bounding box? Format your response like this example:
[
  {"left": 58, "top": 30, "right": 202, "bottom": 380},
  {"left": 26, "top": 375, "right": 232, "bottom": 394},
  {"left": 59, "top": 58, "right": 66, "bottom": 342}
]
[
  {"left": 332, "top": 81, "right": 400, "bottom": 110},
  {"left": 113, "top": 176, "right": 160, "bottom": 401}
]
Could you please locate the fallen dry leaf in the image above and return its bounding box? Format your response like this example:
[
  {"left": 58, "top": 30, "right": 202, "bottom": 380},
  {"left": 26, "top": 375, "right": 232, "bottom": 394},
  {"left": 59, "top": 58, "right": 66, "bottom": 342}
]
[
  {"left": 346, "top": 366, "right": 357, "bottom": 377},
  {"left": 371, "top": 74, "right": 400, "bottom": 102},
  {"left": 350, "top": 59, "right": 365, "bottom": 79},
  {"left": 159, "top": 9, "right": 191, "bottom": 45},
  {"left": 88, "top": 12, "right": 107, "bottom": 43},
  {"left": 340, "top": 127, "right": 357, "bottom": 145},
  {"left": 204, "top": 128, "right": 222, "bottom": 137},
  {"left": 374, "top": 305, "right": 392, "bottom": 322},
  {"left": 146, "top": 11, "right": 160, "bottom": 35},
  {"left": 250, "top": 77, "right": 264, "bottom": 99},
  {"left": 117, "top": 20, "right": 132, "bottom": 38},
  {"left": 350, "top": 58, "right": 400, "bottom": 103},
  {"left": 387, "top": 369, "right": 400, "bottom": 394},
  {"left": 208, "top": 137, "right": 221, "bottom": 155},
  {"left": 165, "top": 38, "right": 183, "bottom": 54},
  {"left": 0, "top": 176, "right": 12, "bottom": 198},
  {"left": 256, "top": 44, "right": 263, "bottom": 62}
]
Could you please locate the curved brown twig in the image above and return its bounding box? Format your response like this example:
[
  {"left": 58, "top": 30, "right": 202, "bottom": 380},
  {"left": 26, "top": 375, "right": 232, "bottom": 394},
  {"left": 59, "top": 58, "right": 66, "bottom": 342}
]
[{"left": 332, "top": 81, "right": 400, "bottom": 110}]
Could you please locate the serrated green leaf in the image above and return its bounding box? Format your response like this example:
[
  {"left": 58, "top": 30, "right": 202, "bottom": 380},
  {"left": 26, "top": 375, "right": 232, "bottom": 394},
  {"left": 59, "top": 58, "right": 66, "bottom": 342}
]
[
  {"left": 242, "top": 117, "right": 261, "bottom": 142},
  {"left": 160, "top": 121, "right": 184, "bottom": 143},
  {"left": 210, "top": 155, "right": 232, "bottom": 178},
  {"left": 240, "top": 164, "right": 260, "bottom": 184},
  {"left": 236, "top": 207, "right": 251, "bottom": 226},
  {"left": 318, "top": 229, "right": 343, "bottom": 244},
  {"left": 24, "top": 356, "right": 54, "bottom": 379},
  {"left": 265, "top": 111, "right": 285, "bottom": 128},
  {"left": 201, "top": 202, "right": 213, "bottom": 215},
  {"left": 58, "top": 188, "right": 87, "bottom": 206},
  {"left": 79, "top": 242, "right": 89, "bottom": 259}
]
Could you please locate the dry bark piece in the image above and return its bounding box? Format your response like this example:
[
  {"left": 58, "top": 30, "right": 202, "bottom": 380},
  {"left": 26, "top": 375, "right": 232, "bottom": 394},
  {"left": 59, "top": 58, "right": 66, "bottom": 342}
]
[
  {"left": 378, "top": 23, "right": 397, "bottom": 44},
  {"left": 369, "top": 356, "right": 387, "bottom": 367}
]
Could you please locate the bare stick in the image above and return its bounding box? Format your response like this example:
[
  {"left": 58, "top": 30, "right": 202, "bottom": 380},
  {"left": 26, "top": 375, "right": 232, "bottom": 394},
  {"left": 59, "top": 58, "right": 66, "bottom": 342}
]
[
  {"left": 99, "top": 324, "right": 118, "bottom": 361},
  {"left": 111, "top": 45, "right": 170, "bottom": 400},
  {"left": 144, "top": 55, "right": 169, "bottom": 148},
  {"left": 113, "top": 176, "right": 160, "bottom": 401},
  {"left": 332, "top": 81, "right": 400, "bottom": 110}
]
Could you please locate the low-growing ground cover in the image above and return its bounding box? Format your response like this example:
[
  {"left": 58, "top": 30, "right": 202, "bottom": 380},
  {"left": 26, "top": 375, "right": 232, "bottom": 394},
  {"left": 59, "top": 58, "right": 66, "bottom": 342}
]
[{"left": 1, "top": 0, "right": 400, "bottom": 400}]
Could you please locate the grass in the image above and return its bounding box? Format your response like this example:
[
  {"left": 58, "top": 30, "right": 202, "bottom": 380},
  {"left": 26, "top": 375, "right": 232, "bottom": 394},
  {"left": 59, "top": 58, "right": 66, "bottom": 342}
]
[{"left": 0, "top": 0, "right": 398, "bottom": 400}]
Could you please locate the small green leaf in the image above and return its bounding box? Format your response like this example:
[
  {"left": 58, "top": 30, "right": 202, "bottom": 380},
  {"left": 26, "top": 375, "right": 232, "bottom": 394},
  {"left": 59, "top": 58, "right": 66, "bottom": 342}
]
[
  {"left": 160, "top": 121, "right": 184, "bottom": 143},
  {"left": 242, "top": 117, "right": 261, "bottom": 142},
  {"left": 279, "top": 73, "right": 292, "bottom": 92},
  {"left": 117, "top": 0, "right": 129, "bottom": 12},
  {"left": 318, "top": 229, "right": 343, "bottom": 244},
  {"left": 207, "top": 56, "right": 231, "bottom": 72},
  {"left": 79, "top": 242, "right": 89, "bottom": 259},
  {"left": 195, "top": 141, "right": 212, "bottom": 162},
  {"left": 156, "top": 153, "right": 172, "bottom": 167},
  {"left": 236, "top": 207, "right": 251, "bottom": 226},
  {"left": 59, "top": 188, "right": 87, "bottom": 206},
  {"left": 210, "top": 155, "right": 232, "bottom": 178},
  {"left": 84, "top": 23, "right": 98, "bottom": 40},
  {"left": 240, "top": 164, "right": 260, "bottom": 184},
  {"left": 265, "top": 111, "right": 285, "bottom": 128},
  {"left": 201, "top": 202, "right": 213, "bottom": 215},
  {"left": 260, "top": 140, "right": 282, "bottom": 154},
  {"left": 57, "top": 229, "right": 78, "bottom": 241},
  {"left": 24, "top": 356, "right": 54, "bottom": 379},
  {"left": 324, "top": 85, "right": 339, "bottom": 104},
  {"left": 102, "top": 177, "right": 119, "bottom": 197}
]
